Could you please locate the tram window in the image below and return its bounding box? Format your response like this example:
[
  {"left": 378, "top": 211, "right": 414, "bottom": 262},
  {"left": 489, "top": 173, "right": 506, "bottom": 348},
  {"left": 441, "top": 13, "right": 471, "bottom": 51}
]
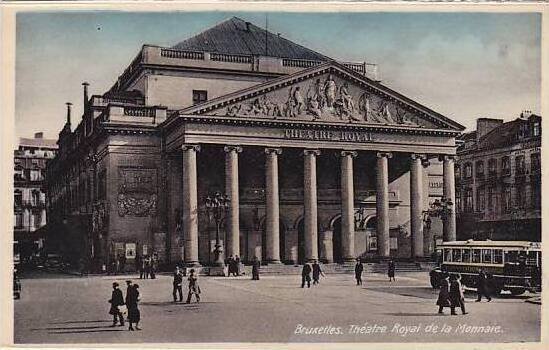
[
  {"left": 444, "top": 249, "right": 452, "bottom": 262},
  {"left": 505, "top": 251, "right": 518, "bottom": 263},
  {"left": 462, "top": 249, "right": 471, "bottom": 263},
  {"left": 493, "top": 249, "right": 503, "bottom": 264},
  {"left": 527, "top": 251, "right": 538, "bottom": 265},
  {"left": 472, "top": 249, "right": 481, "bottom": 263},
  {"left": 482, "top": 249, "right": 493, "bottom": 263},
  {"left": 452, "top": 249, "right": 462, "bottom": 262}
]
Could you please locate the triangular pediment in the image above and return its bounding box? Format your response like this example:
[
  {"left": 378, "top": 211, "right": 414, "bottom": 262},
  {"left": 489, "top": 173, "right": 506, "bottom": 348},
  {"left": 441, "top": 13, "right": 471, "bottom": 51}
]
[{"left": 179, "top": 62, "right": 465, "bottom": 131}]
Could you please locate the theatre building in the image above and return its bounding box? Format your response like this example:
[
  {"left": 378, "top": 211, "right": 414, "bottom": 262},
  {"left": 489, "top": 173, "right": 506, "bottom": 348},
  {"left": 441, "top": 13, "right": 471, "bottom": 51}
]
[{"left": 46, "top": 17, "right": 464, "bottom": 272}]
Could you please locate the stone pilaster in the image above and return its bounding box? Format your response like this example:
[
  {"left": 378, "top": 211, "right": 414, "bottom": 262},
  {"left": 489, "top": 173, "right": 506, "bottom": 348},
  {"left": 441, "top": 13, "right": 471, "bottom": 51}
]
[
  {"left": 224, "top": 145, "right": 242, "bottom": 259},
  {"left": 341, "top": 150, "right": 358, "bottom": 262},
  {"left": 265, "top": 148, "right": 282, "bottom": 263},
  {"left": 303, "top": 149, "right": 321, "bottom": 262},
  {"left": 442, "top": 155, "right": 457, "bottom": 242},
  {"left": 182, "top": 144, "right": 201, "bottom": 266},
  {"left": 376, "top": 152, "right": 392, "bottom": 258},
  {"left": 410, "top": 154, "right": 425, "bottom": 258}
]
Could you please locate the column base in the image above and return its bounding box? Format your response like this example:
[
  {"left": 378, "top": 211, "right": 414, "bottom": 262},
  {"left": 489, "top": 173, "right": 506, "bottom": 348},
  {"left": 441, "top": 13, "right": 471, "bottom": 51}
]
[
  {"left": 264, "top": 259, "right": 282, "bottom": 265},
  {"left": 184, "top": 261, "right": 202, "bottom": 268},
  {"left": 342, "top": 257, "right": 357, "bottom": 263},
  {"left": 208, "top": 266, "right": 226, "bottom": 276}
]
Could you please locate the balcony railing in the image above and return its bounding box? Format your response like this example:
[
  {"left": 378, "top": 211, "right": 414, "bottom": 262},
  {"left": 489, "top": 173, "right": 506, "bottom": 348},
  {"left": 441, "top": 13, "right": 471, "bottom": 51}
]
[
  {"left": 210, "top": 52, "right": 252, "bottom": 64},
  {"left": 282, "top": 58, "right": 322, "bottom": 69},
  {"left": 161, "top": 48, "right": 204, "bottom": 60},
  {"left": 124, "top": 106, "right": 156, "bottom": 117}
]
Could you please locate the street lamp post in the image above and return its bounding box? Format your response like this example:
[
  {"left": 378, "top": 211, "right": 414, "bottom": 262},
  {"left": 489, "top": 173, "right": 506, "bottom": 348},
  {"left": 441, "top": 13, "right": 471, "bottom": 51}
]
[
  {"left": 205, "top": 192, "right": 230, "bottom": 267},
  {"left": 422, "top": 198, "right": 454, "bottom": 253}
]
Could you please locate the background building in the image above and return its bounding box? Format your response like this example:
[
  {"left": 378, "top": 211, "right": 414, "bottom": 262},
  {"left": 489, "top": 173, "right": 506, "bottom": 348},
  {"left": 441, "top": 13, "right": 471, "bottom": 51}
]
[
  {"left": 455, "top": 112, "right": 541, "bottom": 241},
  {"left": 46, "top": 17, "right": 462, "bottom": 272},
  {"left": 14, "top": 132, "right": 58, "bottom": 264}
]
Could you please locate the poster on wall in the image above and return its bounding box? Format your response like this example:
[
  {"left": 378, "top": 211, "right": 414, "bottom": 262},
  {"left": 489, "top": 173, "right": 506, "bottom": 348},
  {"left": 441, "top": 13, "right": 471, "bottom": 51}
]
[{"left": 125, "top": 243, "right": 136, "bottom": 259}]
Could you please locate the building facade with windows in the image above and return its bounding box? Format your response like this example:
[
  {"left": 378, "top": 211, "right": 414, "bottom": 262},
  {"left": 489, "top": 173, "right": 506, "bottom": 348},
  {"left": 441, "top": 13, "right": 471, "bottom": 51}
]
[
  {"left": 455, "top": 114, "right": 541, "bottom": 241},
  {"left": 46, "top": 17, "right": 463, "bottom": 272},
  {"left": 14, "top": 132, "right": 58, "bottom": 262}
]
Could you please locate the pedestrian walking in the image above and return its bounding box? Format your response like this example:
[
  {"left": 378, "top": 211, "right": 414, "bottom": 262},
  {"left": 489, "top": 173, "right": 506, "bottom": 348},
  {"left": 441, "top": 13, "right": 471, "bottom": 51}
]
[
  {"left": 186, "top": 269, "right": 201, "bottom": 303},
  {"left": 120, "top": 253, "right": 127, "bottom": 273},
  {"left": 135, "top": 254, "right": 142, "bottom": 278},
  {"left": 388, "top": 259, "right": 396, "bottom": 282},
  {"left": 475, "top": 270, "right": 492, "bottom": 302},
  {"left": 355, "top": 258, "right": 364, "bottom": 286},
  {"left": 436, "top": 275, "right": 451, "bottom": 314},
  {"left": 144, "top": 256, "right": 151, "bottom": 279},
  {"left": 108, "top": 282, "right": 125, "bottom": 327},
  {"left": 235, "top": 255, "right": 241, "bottom": 276},
  {"left": 126, "top": 284, "right": 141, "bottom": 331},
  {"left": 140, "top": 256, "right": 146, "bottom": 279},
  {"left": 251, "top": 256, "right": 260, "bottom": 280},
  {"left": 301, "top": 262, "right": 312, "bottom": 288},
  {"left": 312, "top": 260, "right": 324, "bottom": 285},
  {"left": 150, "top": 254, "right": 157, "bottom": 279},
  {"left": 173, "top": 266, "right": 183, "bottom": 302},
  {"left": 125, "top": 280, "right": 133, "bottom": 302},
  {"left": 449, "top": 274, "right": 468, "bottom": 315}
]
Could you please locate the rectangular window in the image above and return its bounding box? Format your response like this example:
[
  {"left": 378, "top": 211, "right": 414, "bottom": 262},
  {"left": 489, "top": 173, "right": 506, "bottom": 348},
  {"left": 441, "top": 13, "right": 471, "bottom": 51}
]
[
  {"left": 452, "top": 249, "right": 462, "bottom": 262},
  {"left": 531, "top": 153, "right": 540, "bottom": 172},
  {"left": 481, "top": 249, "right": 493, "bottom": 263},
  {"left": 444, "top": 248, "right": 452, "bottom": 262},
  {"left": 516, "top": 184, "right": 525, "bottom": 209},
  {"left": 493, "top": 249, "right": 503, "bottom": 264},
  {"left": 14, "top": 213, "right": 23, "bottom": 228},
  {"left": 464, "top": 189, "right": 473, "bottom": 213},
  {"left": 475, "top": 161, "right": 484, "bottom": 176},
  {"left": 488, "top": 158, "right": 497, "bottom": 175},
  {"left": 462, "top": 249, "right": 471, "bottom": 263},
  {"left": 390, "top": 237, "right": 398, "bottom": 250},
  {"left": 515, "top": 155, "right": 525, "bottom": 175},
  {"left": 477, "top": 188, "right": 485, "bottom": 212},
  {"left": 192, "top": 90, "right": 208, "bottom": 105},
  {"left": 464, "top": 163, "right": 473, "bottom": 178},
  {"left": 502, "top": 157, "right": 511, "bottom": 175},
  {"left": 503, "top": 186, "right": 512, "bottom": 212},
  {"left": 472, "top": 249, "right": 481, "bottom": 263}
]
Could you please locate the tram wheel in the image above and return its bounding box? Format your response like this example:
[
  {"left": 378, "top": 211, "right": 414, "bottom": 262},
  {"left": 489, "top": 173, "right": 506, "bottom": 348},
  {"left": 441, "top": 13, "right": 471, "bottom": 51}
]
[{"left": 510, "top": 288, "right": 526, "bottom": 296}]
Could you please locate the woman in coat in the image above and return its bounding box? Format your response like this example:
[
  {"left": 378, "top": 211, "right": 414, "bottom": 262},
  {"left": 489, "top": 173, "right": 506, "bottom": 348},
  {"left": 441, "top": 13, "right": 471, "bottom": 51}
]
[
  {"left": 126, "top": 284, "right": 141, "bottom": 331},
  {"left": 436, "top": 275, "right": 451, "bottom": 314},
  {"left": 251, "top": 256, "right": 260, "bottom": 280},
  {"left": 449, "top": 274, "right": 468, "bottom": 315},
  {"left": 108, "top": 282, "right": 125, "bottom": 326},
  {"left": 387, "top": 260, "right": 396, "bottom": 282}
]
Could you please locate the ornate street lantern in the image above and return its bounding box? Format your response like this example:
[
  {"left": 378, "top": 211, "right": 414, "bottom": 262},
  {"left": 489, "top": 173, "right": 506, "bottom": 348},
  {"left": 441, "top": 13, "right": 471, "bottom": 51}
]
[{"left": 205, "top": 191, "right": 230, "bottom": 267}]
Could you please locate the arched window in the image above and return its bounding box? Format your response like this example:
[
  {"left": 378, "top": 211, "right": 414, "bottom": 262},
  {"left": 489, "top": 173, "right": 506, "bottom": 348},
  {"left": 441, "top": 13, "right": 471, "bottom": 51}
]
[{"left": 464, "top": 163, "right": 473, "bottom": 178}]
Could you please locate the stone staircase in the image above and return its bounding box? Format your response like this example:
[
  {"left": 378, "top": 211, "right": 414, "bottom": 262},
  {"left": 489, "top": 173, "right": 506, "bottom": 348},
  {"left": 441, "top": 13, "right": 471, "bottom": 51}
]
[{"left": 194, "top": 261, "right": 429, "bottom": 276}]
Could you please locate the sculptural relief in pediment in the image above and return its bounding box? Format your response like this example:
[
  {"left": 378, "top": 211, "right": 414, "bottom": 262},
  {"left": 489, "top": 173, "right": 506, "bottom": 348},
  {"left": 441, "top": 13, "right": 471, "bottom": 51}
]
[{"left": 218, "top": 73, "right": 437, "bottom": 128}]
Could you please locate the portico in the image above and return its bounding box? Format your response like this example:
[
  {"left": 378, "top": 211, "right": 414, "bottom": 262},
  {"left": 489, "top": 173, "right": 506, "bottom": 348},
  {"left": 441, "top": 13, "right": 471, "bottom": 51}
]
[{"left": 164, "top": 62, "right": 463, "bottom": 265}]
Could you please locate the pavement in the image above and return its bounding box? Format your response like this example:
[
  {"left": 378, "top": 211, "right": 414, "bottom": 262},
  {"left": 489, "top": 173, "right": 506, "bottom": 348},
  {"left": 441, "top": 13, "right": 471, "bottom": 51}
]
[{"left": 13, "top": 270, "right": 541, "bottom": 344}]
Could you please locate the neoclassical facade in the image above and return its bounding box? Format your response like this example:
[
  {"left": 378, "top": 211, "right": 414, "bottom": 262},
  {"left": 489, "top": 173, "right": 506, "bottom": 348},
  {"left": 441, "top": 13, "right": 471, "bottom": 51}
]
[{"left": 46, "top": 17, "right": 464, "bottom": 271}]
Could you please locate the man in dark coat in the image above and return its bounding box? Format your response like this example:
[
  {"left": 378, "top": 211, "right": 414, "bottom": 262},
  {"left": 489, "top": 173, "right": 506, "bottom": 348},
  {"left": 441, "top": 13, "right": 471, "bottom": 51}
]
[
  {"left": 173, "top": 266, "right": 183, "bottom": 302},
  {"left": 125, "top": 280, "right": 133, "bottom": 303},
  {"left": 355, "top": 258, "right": 364, "bottom": 286},
  {"left": 108, "top": 282, "right": 125, "bottom": 326},
  {"left": 475, "top": 270, "right": 492, "bottom": 302},
  {"left": 388, "top": 259, "right": 396, "bottom": 282},
  {"left": 301, "top": 262, "right": 312, "bottom": 288},
  {"left": 312, "top": 260, "right": 323, "bottom": 285},
  {"left": 251, "top": 256, "right": 260, "bottom": 280},
  {"left": 449, "top": 274, "right": 468, "bottom": 315}
]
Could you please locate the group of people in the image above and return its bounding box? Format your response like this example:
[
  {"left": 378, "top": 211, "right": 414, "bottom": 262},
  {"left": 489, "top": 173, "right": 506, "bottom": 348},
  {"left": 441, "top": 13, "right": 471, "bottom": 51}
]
[
  {"left": 108, "top": 280, "right": 141, "bottom": 331},
  {"left": 354, "top": 259, "right": 396, "bottom": 286},
  {"left": 172, "top": 266, "right": 201, "bottom": 303},
  {"left": 436, "top": 269, "right": 494, "bottom": 315},
  {"left": 225, "top": 255, "right": 241, "bottom": 277},
  {"left": 300, "top": 260, "right": 325, "bottom": 288},
  {"left": 136, "top": 254, "right": 158, "bottom": 279}
]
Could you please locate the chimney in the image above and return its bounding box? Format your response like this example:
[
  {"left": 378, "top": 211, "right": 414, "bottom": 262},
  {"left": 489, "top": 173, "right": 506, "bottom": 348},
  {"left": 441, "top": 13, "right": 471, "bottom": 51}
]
[
  {"left": 34, "top": 132, "right": 43, "bottom": 139},
  {"left": 476, "top": 118, "right": 503, "bottom": 143},
  {"left": 82, "top": 82, "right": 90, "bottom": 109},
  {"left": 245, "top": 21, "right": 251, "bottom": 32},
  {"left": 66, "top": 102, "right": 73, "bottom": 125}
]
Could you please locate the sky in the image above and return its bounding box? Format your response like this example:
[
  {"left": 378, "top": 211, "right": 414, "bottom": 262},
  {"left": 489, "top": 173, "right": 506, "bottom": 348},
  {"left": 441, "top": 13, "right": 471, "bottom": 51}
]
[{"left": 15, "top": 11, "right": 541, "bottom": 140}]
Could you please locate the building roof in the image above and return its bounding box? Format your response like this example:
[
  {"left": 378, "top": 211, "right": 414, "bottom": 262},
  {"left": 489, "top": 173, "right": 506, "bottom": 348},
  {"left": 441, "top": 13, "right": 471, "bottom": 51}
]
[
  {"left": 19, "top": 137, "right": 58, "bottom": 149},
  {"left": 172, "top": 16, "right": 330, "bottom": 61},
  {"left": 478, "top": 115, "right": 540, "bottom": 150}
]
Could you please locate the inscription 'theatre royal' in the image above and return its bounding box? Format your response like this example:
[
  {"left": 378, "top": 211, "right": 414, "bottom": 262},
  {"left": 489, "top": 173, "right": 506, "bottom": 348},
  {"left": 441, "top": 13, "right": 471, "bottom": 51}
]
[{"left": 283, "top": 129, "right": 373, "bottom": 142}]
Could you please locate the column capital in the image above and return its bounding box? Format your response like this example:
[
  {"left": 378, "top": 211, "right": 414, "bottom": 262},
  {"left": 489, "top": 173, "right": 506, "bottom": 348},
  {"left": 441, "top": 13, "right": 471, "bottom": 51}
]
[
  {"left": 265, "top": 147, "right": 282, "bottom": 155},
  {"left": 224, "top": 145, "right": 243, "bottom": 153},
  {"left": 181, "top": 144, "right": 201, "bottom": 152},
  {"left": 341, "top": 150, "right": 358, "bottom": 158},
  {"left": 410, "top": 153, "right": 427, "bottom": 161},
  {"left": 439, "top": 154, "right": 456, "bottom": 162},
  {"left": 376, "top": 152, "right": 393, "bottom": 159},
  {"left": 303, "top": 149, "right": 321, "bottom": 156}
]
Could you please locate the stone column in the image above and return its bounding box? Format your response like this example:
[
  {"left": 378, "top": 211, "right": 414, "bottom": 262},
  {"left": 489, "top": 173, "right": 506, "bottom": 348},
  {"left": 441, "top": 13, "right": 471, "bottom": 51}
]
[
  {"left": 304, "top": 149, "right": 321, "bottom": 262},
  {"left": 224, "top": 146, "right": 242, "bottom": 259},
  {"left": 376, "top": 152, "right": 392, "bottom": 258},
  {"left": 410, "top": 154, "right": 424, "bottom": 258},
  {"left": 422, "top": 158, "right": 432, "bottom": 256},
  {"left": 341, "top": 151, "right": 358, "bottom": 262},
  {"left": 265, "top": 148, "right": 282, "bottom": 264},
  {"left": 182, "top": 144, "right": 201, "bottom": 266},
  {"left": 442, "top": 155, "right": 457, "bottom": 241},
  {"left": 320, "top": 230, "right": 334, "bottom": 263}
]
